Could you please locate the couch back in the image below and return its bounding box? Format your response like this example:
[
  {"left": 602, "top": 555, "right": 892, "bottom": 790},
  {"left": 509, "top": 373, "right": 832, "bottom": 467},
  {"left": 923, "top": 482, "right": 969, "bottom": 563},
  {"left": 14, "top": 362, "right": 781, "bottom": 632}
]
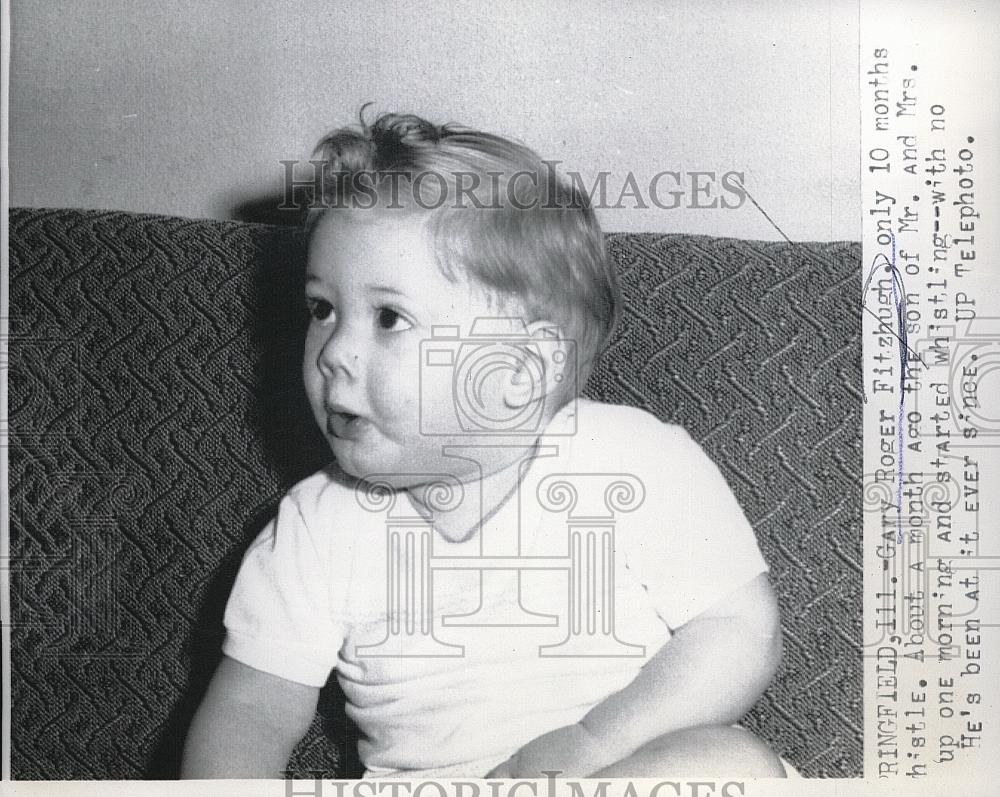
[{"left": 8, "top": 208, "right": 862, "bottom": 778}]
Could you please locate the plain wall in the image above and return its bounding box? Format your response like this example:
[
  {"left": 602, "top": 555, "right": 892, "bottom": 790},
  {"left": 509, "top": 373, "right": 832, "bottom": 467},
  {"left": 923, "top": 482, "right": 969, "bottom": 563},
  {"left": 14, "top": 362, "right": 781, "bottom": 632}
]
[{"left": 10, "top": 0, "right": 860, "bottom": 241}]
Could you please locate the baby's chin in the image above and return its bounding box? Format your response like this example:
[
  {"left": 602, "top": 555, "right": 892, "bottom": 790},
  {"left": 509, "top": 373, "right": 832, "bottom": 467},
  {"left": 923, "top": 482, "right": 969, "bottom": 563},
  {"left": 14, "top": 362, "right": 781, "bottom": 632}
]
[
  {"left": 327, "top": 437, "right": 445, "bottom": 489},
  {"left": 327, "top": 437, "right": 388, "bottom": 482}
]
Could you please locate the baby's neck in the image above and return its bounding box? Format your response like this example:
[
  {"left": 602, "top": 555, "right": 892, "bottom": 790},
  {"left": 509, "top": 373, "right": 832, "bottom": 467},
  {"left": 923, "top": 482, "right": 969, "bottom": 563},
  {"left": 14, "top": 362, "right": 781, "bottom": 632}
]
[{"left": 407, "top": 442, "right": 540, "bottom": 543}]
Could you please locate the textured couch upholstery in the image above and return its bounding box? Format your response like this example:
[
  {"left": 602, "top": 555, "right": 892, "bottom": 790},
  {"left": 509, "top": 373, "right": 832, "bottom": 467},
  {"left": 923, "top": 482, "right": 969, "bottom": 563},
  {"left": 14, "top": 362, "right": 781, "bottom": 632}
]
[{"left": 8, "top": 207, "right": 862, "bottom": 779}]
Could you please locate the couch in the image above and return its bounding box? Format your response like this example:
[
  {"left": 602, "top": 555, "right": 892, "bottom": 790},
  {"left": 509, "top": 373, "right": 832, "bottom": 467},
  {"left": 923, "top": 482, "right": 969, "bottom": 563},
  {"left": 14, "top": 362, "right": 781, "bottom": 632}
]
[{"left": 7, "top": 207, "right": 862, "bottom": 779}]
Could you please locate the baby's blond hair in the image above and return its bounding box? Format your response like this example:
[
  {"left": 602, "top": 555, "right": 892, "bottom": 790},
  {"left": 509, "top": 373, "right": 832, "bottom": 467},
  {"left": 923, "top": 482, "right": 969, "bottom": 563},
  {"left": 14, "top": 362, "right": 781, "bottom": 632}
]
[{"left": 307, "top": 110, "right": 620, "bottom": 393}]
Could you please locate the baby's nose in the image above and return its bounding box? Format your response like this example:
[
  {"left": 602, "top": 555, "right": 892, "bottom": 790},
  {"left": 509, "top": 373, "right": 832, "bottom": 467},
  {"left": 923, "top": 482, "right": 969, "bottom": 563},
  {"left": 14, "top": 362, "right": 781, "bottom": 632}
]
[{"left": 318, "top": 330, "right": 363, "bottom": 375}]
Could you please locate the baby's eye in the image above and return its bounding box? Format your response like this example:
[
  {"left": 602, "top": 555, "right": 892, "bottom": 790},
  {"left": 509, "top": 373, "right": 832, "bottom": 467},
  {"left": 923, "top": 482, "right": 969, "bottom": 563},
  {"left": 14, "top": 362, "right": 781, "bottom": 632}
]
[
  {"left": 306, "top": 297, "right": 336, "bottom": 326},
  {"left": 377, "top": 307, "right": 413, "bottom": 332}
]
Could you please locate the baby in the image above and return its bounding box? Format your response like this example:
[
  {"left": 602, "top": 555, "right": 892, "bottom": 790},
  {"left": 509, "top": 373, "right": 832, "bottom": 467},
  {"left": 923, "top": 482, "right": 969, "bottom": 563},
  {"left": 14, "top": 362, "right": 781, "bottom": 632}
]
[{"left": 181, "top": 112, "right": 788, "bottom": 780}]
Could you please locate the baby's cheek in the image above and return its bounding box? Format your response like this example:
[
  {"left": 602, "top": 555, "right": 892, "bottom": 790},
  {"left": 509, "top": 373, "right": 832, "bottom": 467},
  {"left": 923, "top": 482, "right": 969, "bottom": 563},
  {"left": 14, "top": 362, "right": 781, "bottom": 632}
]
[
  {"left": 374, "top": 371, "right": 419, "bottom": 414},
  {"left": 367, "top": 394, "right": 416, "bottom": 451},
  {"left": 302, "top": 345, "right": 323, "bottom": 389},
  {"left": 302, "top": 367, "right": 324, "bottom": 407}
]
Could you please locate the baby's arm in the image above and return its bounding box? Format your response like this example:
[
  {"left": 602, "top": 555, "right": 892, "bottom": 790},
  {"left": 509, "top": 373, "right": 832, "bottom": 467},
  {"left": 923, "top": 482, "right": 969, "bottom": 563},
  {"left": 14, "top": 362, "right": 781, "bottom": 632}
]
[
  {"left": 582, "top": 572, "right": 781, "bottom": 767},
  {"left": 181, "top": 656, "right": 319, "bottom": 778},
  {"left": 488, "top": 573, "right": 781, "bottom": 777}
]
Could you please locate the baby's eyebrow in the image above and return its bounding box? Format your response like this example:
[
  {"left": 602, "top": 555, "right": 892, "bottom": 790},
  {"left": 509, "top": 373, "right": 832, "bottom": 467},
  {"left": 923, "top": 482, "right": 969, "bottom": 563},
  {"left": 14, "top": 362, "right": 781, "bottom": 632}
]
[{"left": 365, "top": 283, "right": 408, "bottom": 297}]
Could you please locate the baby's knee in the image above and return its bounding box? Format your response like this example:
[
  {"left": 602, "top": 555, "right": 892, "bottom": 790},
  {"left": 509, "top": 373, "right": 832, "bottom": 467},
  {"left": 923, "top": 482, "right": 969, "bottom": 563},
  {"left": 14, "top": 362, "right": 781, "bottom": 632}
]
[{"left": 632, "top": 725, "right": 786, "bottom": 778}]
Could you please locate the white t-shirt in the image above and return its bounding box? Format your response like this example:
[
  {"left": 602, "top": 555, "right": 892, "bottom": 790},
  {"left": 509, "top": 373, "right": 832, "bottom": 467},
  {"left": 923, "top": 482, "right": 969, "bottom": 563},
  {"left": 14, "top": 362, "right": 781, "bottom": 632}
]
[{"left": 223, "top": 399, "right": 769, "bottom": 776}]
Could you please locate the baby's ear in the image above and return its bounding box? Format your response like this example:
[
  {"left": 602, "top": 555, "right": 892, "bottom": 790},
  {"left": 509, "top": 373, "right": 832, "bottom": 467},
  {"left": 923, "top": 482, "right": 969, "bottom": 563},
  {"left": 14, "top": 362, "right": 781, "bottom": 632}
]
[{"left": 504, "top": 320, "right": 573, "bottom": 409}]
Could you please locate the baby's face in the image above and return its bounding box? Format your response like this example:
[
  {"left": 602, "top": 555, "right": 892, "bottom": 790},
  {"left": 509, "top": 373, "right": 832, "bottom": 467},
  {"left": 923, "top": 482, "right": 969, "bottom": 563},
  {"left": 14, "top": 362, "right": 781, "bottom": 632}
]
[{"left": 304, "top": 210, "right": 511, "bottom": 485}]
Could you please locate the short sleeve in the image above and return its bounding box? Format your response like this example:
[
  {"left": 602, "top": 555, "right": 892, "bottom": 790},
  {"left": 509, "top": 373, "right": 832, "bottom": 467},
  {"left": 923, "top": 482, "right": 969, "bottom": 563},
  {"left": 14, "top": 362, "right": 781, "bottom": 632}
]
[
  {"left": 622, "top": 421, "right": 769, "bottom": 630},
  {"left": 222, "top": 490, "right": 345, "bottom": 686}
]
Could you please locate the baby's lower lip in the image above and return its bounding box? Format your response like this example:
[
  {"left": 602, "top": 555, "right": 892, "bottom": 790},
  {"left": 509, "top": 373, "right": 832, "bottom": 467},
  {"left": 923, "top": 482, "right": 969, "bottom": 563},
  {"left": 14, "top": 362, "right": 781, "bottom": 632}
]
[{"left": 327, "top": 412, "right": 368, "bottom": 440}]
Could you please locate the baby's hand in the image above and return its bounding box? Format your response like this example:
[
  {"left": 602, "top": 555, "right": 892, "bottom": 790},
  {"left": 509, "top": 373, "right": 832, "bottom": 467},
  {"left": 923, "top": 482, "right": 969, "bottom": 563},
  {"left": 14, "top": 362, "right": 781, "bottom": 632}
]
[{"left": 485, "top": 722, "right": 606, "bottom": 779}]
